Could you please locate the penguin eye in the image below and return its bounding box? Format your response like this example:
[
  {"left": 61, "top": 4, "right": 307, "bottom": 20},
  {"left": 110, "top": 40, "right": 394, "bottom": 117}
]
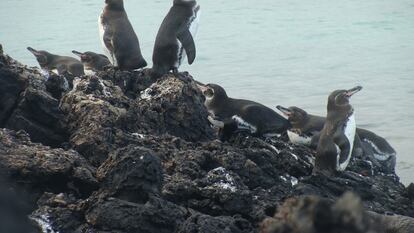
[{"left": 204, "top": 88, "right": 214, "bottom": 98}]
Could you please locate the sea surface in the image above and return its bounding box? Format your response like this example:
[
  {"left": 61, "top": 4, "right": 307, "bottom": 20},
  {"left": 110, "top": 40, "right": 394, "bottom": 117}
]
[{"left": 1, "top": 0, "right": 413, "bottom": 184}]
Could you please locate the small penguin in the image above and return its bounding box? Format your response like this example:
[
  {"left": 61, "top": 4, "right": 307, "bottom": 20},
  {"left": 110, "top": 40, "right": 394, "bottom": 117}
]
[
  {"left": 152, "top": 0, "right": 200, "bottom": 77},
  {"left": 357, "top": 128, "right": 397, "bottom": 171},
  {"left": 276, "top": 105, "right": 325, "bottom": 146},
  {"left": 277, "top": 105, "right": 397, "bottom": 172},
  {"left": 314, "top": 86, "right": 362, "bottom": 175},
  {"left": 197, "top": 83, "right": 291, "bottom": 140},
  {"left": 99, "top": 0, "right": 147, "bottom": 70},
  {"left": 72, "top": 50, "right": 111, "bottom": 74},
  {"left": 27, "top": 47, "right": 84, "bottom": 76}
]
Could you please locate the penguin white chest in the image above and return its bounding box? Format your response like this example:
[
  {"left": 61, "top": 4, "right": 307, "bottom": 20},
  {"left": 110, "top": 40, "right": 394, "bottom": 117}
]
[
  {"left": 337, "top": 113, "right": 356, "bottom": 171},
  {"left": 98, "top": 14, "right": 116, "bottom": 66},
  {"left": 176, "top": 6, "right": 201, "bottom": 67},
  {"left": 287, "top": 130, "right": 312, "bottom": 146},
  {"left": 232, "top": 115, "right": 257, "bottom": 134}
]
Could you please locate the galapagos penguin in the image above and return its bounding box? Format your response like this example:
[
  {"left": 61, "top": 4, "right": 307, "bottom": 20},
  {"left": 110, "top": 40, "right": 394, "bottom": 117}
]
[
  {"left": 314, "top": 86, "right": 362, "bottom": 175},
  {"left": 152, "top": 0, "right": 200, "bottom": 78},
  {"left": 99, "top": 0, "right": 147, "bottom": 70},
  {"left": 197, "top": 83, "right": 291, "bottom": 140},
  {"left": 72, "top": 50, "right": 111, "bottom": 74},
  {"left": 27, "top": 47, "right": 84, "bottom": 76}
]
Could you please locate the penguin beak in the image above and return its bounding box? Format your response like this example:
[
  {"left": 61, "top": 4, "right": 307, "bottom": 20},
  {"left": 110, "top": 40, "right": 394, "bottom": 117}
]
[
  {"left": 27, "top": 47, "right": 40, "bottom": 55},
  {"left": 72, "top": 50, "right": 83, "bottom": 57},
  {"left": 345, "top": 86, "right": 363, "bottom": 97},
  {"left": 195, "top": 81, "right": 209, "bottom": 92},
  {"left": 276, "top": 105, "right": 292, "bottom": 117}
]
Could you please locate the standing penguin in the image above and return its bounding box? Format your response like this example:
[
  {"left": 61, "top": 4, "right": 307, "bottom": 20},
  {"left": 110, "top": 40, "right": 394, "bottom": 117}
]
[
  {"left": 314, "top": 86, "right": 362, "bottom": 175},
  {"left": 72, "top": 50, "right": 111, "bottom": 74},
  {"left": 152, "top": 0, "right": 200, "bottom": 77},
  {"left": 99, "top": 0, "right": 147, "bottom": 70},
  {"left": 27, "top": 47, "right": 84, "bottom": 76},
  {"left": 197, "top": 83, "right": 291, "bottom": 140}
]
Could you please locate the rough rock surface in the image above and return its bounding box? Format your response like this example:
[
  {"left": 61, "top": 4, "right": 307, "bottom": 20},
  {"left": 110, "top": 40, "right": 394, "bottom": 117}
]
[{"left": 0, "top": 52, "right": 413, "bottom": 233}]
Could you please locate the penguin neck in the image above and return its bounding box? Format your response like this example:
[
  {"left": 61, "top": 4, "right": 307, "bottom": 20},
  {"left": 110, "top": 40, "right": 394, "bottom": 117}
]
[
  {"left": 291, "top": 115, "right": 310, "bottom": 131},
  {"left": 105, "top": 3, "right": 124, "bottom": 12},
  {"left": 205, "top": 96, "right": 229, "bottom": 115},
  {"left": 325, "top": 105, "right": 353, "bottom": 135},
  {"left": 174, "top": 0, "right": 197, "bottom": 7}
]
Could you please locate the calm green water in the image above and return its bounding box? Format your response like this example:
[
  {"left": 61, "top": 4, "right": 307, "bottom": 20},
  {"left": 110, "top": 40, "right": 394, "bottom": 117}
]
[{"left": 1, "top": 0, "right": 413, "bottom": 184}]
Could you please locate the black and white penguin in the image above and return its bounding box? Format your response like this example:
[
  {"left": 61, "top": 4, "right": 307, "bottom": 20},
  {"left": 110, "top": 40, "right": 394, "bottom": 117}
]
[
  {"left": 72, "top": 50, "right": 111, "bottom": 74},
  {"left": 27, "top": 47, "right": 84, "bottom": 76},
  {"left": 152, "top": 0, "right": 200, "bottom": 78},
  {"left": 276, "top": 105, "right": 325, "bottom": 146},
  {"left": 277, "top": 105, "right": 397, "bottom": 172},
  {"left": 197, "top": 83, "right": 291, "bottom": 140},
  {"left": 314, "top": 86, "right": 362, "bottom": 175},
  {"left": 357, "top": 128, "right": 397, "bottom": 172},
  {"left": 99, "top": 0, "right": 147, "bottom": 70}
]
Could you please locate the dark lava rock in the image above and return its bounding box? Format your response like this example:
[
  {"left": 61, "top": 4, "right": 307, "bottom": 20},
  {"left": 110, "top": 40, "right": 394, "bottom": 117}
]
[
  {"left": 120, "top": 73, "right": 215, "bottom": 142},
  {"left": 0, "top": 52, "right": 412, "bottom": 233},
  {"left": 96, "top": 146, "right": 163, "bottom": 203},
  {"left": 0, "top": 53, "right": 68, "bottom": 147},
  {"left": 0, "top": 129, "right": 98, "bottom": 197},
  {"left": 260, "top": 192, "right": 414, "bottom": 233},
  {"left": 85, "top": 196, "right": 188, "bottom": 233},
  {"left": 60, "top": 76, "right": 131, "bottom": 165},
  {"left": 178, "top": 213, "right": 254, "bottom": 233}
]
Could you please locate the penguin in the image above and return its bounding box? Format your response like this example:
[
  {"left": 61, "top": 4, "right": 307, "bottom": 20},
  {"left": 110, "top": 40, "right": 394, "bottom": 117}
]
[
  {"left": 197, "top": 83, "right": 291, "bottom": 140},
  {"left": 276, "top": 105, "right": 325, "bottom": 146},
  {"left": 277, "top": 105, "right": 397, "bottom": 171},
  {"left": 72, "top": 50, "right": 111, "bottom": 74},
  {"left": 357, "top": 128, "right": 397, "bottom": 172},
  {"left": 152, "top": 0, "right": 200, "bottom": 78},
  {"left": 27, "top": 47, "right": 84, "bottom": 76},
  {"left": 314, "top": 86, "right": 362, "bottom": 175},
  {"left": 99, "top": 0, "right": 147, "bottom": 70}
]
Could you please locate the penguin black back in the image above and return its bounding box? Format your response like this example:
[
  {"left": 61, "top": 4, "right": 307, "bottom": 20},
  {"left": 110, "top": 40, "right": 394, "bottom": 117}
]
[
  {"left": 99, "top": 0, "right": 147, "bottom": 70},
  {"left": 199, "top": 83, "right": 290, "bottom": 138},
  {"left": 315, "top": 86, "right": 362, "bottom": 175},
  {"left": 27, "top": 47, "right": 84, "bottom": 76},
  {"left": 152, "top": 0, "right": 200, "bottom": 77},
  {"left": 72, "top": 50, "right": 111, "bottom": 72}
]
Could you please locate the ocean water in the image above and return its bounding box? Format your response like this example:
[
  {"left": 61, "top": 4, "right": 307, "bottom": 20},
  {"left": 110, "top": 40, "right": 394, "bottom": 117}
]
[{"left": 1, "top": 0, "right": 413, "bottom": 184}]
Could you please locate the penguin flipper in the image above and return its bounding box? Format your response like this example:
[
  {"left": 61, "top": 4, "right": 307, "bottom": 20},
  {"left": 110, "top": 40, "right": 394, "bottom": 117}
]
[
  {"left": 177, "top": 29, "right": 196, "bottom": 64},
  {"left": 336, "top": 134, "right": 351, "bottom": 169}
]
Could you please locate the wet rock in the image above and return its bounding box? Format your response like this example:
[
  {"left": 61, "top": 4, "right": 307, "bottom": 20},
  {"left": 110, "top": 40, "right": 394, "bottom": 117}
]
[
  {"left": 85, "top": 196, "right": 188, "bottom": 233},
  {"left": 0, "top": 129, "right": 98, "bottom": 196},
  {"left": 261, "top": 192, "right": 414, "bottom": 233},
  {"left": 98, "top": 68, "right": 156, "bottom": 99},
  {"left": 120, "top": 73, "right": 215, "bottom": 142},
  {"left": 45, "top": 73, "right": 70, "bottom": 99},
  {"left": 0, "top": 52, "right": 68, "bottom": 147},
  {"left": 0, "top": 53, "right": 413, "bottom": 233},
  {"left": 60, "top": 76, "right": 130, "bottom": 165},
  {"left": 260, "top": 192, "right": 381, "bottom": 233},
  {"left": 96, "top": 146, "right": 163, "bottom": 203},
  {"left": 178, "top": 213, "right": 254, "bottom": 233}
]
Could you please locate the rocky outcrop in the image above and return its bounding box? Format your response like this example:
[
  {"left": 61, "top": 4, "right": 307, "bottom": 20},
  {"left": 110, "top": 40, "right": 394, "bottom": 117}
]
[
  {"left": 260, "top": 192, "right": 414, "bottom": 233},
  {"left": 0, "top": 51, "right": 413, "bottom": 233},
  {"left": 0, "top": 53, "right": 68, "bottom": 147}
]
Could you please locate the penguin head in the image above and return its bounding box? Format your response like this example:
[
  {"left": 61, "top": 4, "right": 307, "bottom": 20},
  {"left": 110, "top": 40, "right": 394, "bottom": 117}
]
[
  {"left": 196, "top": 82, "right": 228, "bottom": 107},
  {"left": 105, "top": 0, "right": 124, "bottom": 10},
  {"left": 328, "top": 86, "right": 362, "bottom": 109},
  {"left": 277, "top": 105, "right": 308, "bottom": 125},
  {"left": 72, "top": 50, "right": 102, "bottom": 64},
  {"left": 27, "top": 47, "right": 51, "bottom": 68}
]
